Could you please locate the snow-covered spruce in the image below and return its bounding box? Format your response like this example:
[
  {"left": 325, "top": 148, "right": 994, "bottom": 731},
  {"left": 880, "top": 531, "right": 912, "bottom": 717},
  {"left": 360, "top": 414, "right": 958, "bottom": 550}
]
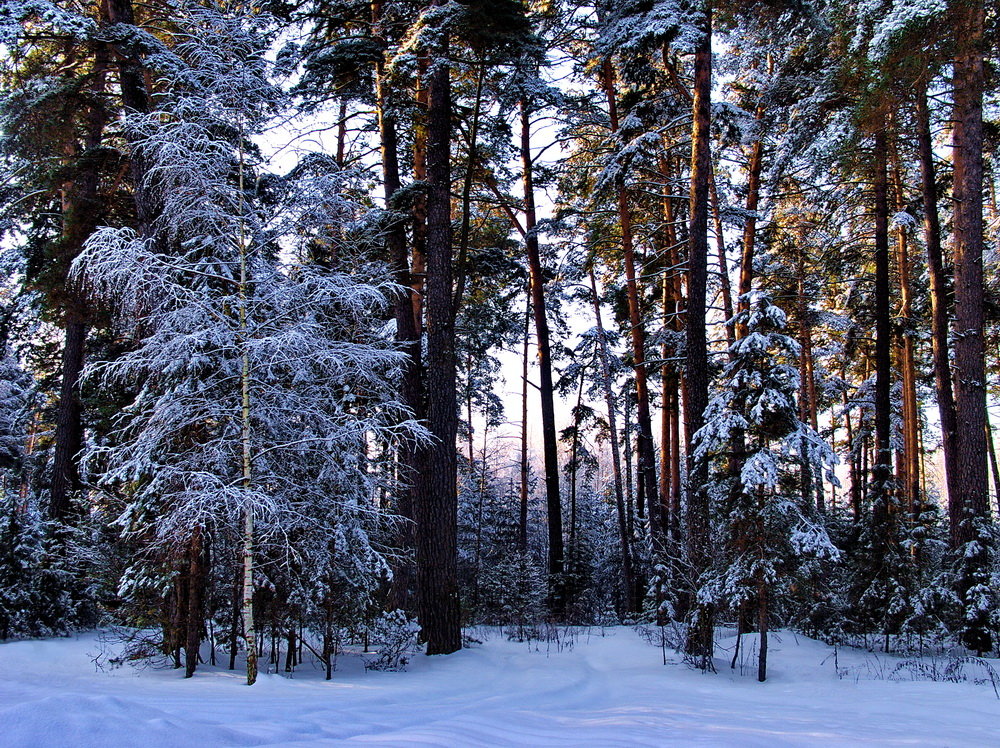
[{"left": 694, "top": 292, "right": 839, "bottom": 681}]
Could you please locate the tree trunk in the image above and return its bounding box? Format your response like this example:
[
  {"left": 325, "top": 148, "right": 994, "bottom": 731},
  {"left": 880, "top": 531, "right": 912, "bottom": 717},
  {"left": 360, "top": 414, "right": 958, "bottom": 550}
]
[
  {"left": 987, "top": 420, "right": 1000, "bottom": 516},
  {"left": 228, "top": 563, "right": 241, "bottom": 671},
  {"left": 708, "top": 174, "right": 735, "bottom": 351},
  {"left": 184, "top": 527, "right": 204, "bottom": 678},
  {"left": 589, "top": 268, "right": 637, "bottom": 613},
  {"left": 757, "top": 575, "right": 768, "bottom": 682},
  {"left": 453, "top": 64, "right": 485, "bottom": 309},
  {"left": 600, "top": 60, "right": 660, "bottom": 541},
  {"left": 659, "top": 273, "right": 677, "bottom": 539},
  {"left": 568, "top": 375, "right": 585, "bottom": 558},
  {"left": 520, "top": 100, "right": 565, "bottom": 614},
  {"left": 49, "top": 316, "right": 86, "bottom": 521},
  {"left": 519, "top": 296, "right": 530, "bottom": 552},
  {"left": 890, "top": 144, "right": 920, "bottom": 517},
  {"left": 374, "top": 0, "right": 422, "bottom": 613},
  {"left": 49, "top": 41, "right": 112, "bottom": 521},
  {"left": 622, "top": 394, "right": 635, "bottom": 541},
  {"left": 843, "top": 385, "right": 861, "bottom": 523},
  {"left": 285, "top": 627, "right": 296, "bottom": 672},
  {"left": 915, "top": 82, "right": 959, "bottom": 525},
  {"left": 658, "top": 155, "right": 681, "bottom": 540},
  {"left": 736, "top": 67, "right": 768, "bottom": 340},
  {"left": 950, "top": 0, "right": 992, "bottom": 654},
  {"left": 871, "top": 128, "right": 895, "bottom": 538},
  {"left": 950, "top": 0, "right": 990, "bottom": 545},
  {"left": 411, "top": 55, "right": 429, "bottom": 334},
  {"left": 414, "top": 4, "right": 461, "bottom": 655},
  {"left": 168, "top": 574, "right": 186, "bottom": 669},
  {"left": 796, "top": 248, "right": 821, "bottom": 513},
  {"left": 683, "top": 1, "right": 714, "bottom": 665},
  {"left": 237, "top": 145, "right": 257, "bottom": 686},
  {"left": 102, "top": 0, "right": 155, "bottom": 229}
]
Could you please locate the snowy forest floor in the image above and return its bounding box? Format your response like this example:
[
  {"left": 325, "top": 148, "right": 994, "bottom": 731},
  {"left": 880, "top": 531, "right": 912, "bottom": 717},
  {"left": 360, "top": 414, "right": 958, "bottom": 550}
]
[{"left": 1, "top": 626, "right": 998, "bottom": 746}]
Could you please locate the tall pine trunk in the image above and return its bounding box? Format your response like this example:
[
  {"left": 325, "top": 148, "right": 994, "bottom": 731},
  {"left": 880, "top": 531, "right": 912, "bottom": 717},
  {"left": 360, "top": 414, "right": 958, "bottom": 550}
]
[
  {"left": 49, "top": 316, "right": 86, "bottom": 520},
  {"left": 519, "top": 296, "right": 530, "bottom": 552},
  {"left": 889, "top": 144, "right": 920, "bottom": 516},
  {"left": 374, "top": 0, "right": 422, "bottom": 613},
  {"left": 49, "top": 43, "right": 111, "bottom": 521},
  {"left": 600, "top": 60, "right": 660, "bottom": 542},
  {"left": 520, "top": 100, "right": 565, "bottom": 614},
  {"left": 950, "top": 0, "right": 992, "bottom": 654},
  {"left": 589, "top": 268, "right": 637, "bottom": 613},
  {"left": 871, "top": 128, "right": 895, "bottom": 541},
  {"left": 683, "top": 0, "right": 714, "bottom": 665},
  {"left": 414, "top": 3, "right": 461, "bottom": 655},
  {"left": 915, "top": 83, "right": 959, "bottom": 523},
  {"left": 735, "top": 63, "right": 768, "bottom": 339}
]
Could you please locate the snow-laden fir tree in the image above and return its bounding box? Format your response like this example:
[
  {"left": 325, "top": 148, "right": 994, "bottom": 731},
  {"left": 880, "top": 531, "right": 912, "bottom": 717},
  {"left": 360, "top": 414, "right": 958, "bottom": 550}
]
[
  {"left": 694, "top": 292, "right": 839, "bottom": 681},
  {"left": 73, "top": 2, "right": 422, "bottom": 684}
]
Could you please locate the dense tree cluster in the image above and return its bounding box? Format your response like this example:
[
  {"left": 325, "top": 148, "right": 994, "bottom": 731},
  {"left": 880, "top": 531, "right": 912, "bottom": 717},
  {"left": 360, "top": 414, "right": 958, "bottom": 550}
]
[{"left": 1, "top": 0, "right": 998, "bottom": 684}]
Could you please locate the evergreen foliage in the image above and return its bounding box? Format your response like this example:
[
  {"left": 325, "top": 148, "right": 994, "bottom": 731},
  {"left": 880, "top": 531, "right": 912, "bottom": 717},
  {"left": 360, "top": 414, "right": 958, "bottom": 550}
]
[{"left": 0, "top": 0, "right": 998, "bottom": 679}]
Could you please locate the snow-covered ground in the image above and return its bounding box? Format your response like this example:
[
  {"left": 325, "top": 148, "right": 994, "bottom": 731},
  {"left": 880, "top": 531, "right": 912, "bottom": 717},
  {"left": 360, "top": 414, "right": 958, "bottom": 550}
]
[{"left": 1, "top": 626, "right": 997, "bottom": 746}]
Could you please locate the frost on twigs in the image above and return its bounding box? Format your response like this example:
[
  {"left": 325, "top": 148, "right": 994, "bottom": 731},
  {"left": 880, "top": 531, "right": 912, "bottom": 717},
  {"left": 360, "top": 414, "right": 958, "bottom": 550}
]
[{"left": 363, "top": 611, "right": 420, "bottom": 671}]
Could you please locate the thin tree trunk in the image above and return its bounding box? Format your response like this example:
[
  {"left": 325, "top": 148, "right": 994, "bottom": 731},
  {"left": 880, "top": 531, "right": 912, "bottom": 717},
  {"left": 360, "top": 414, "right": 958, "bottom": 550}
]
[
  {"left": 237, "top": 139, "right": 257, "bottom": 687},
  {"left": 757, "top": 574, "right": 768, "bottom": 682},
  {"left": 285, "top": 627, "right": 296, "bottom": 673},
  {"left": 589, "top": 268, "right": 637, "bottom": 613},
  {"left": 184, "top": 527, "right": 204, "bottom": 678},
  {"left": 668, "top": 172, "right": 685, "bottom": 542},
  {"left": 453, "top": 64, "right": 485, "bottom": 309},
  {"left": 735, "top": 58, "right": 769, "bottom": 340},
  {"left": 600, "top": 60, "right": 659, "bottom": 540},
  {"left": 519, "top": 296, "right": 530, "bottom": 552},
  {"left": 708, "top": 174, "right": 734, "bottom": 351},
  {"left": 658, "top": 155, "right": 680, "bottom": 538},
  {"left": 890, "top": 144, "right": 921, "bottom": 516},
  {"left": 228, "top": 563, "right": 240, "bottom": 671},
  {"left": 915, "top": 82, "right": 959, "bottom": 523},
  {"left": 987, "top": 420, "right": 1000, "bottom": 516},
  {"left": 796, "top": 248, "right": 821, "bottom": 513},
  {"left": 472, "top": 419, "right": 489, "bottom": 615},
  {"left": 520, "top": 100, "right": 564, "bottom": 613},
  {"left": 335, "top": 99, "right": 348, "bottom": 168},
  {"left": 168, "top": 575, "right": 186, "bottom": 669},
  {"left": 659, "top": 268, "right": 675, "bottom": 537},
  {"left": 623, "top": 393, "right": 635, "bottom": 541},
  {"left": 844, "top": 386, "right": 861, "bottom": 523},
  {"left": 872, "top": 128, "right": 894, "bottom": 541},
  {"left": 569, "top": 374, "right": 585, "bottom": 557}
]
